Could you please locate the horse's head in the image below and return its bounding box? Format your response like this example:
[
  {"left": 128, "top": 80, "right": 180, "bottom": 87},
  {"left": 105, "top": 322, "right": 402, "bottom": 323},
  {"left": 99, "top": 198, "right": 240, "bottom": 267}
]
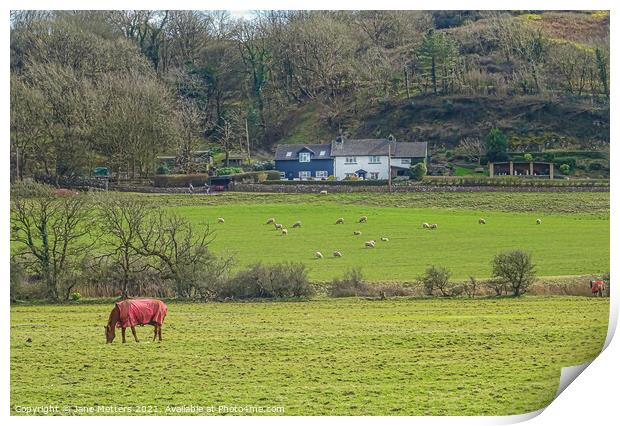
[{"left": 104, "top": 325, "right": 116, "bottom": 343}]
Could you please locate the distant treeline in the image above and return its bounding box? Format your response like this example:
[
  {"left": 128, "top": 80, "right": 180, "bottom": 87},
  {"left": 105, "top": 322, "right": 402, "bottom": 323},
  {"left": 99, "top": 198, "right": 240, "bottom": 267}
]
[{"left": 10, "top": 11, "right": 609, "bottom": 180}]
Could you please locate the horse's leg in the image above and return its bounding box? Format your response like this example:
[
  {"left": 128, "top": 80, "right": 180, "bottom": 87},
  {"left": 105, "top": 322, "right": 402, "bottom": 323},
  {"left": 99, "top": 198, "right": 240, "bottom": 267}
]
[
  {"left": 131, "top": 326, "right": 139, "bottom": 342},
  {"left": 152, "top": 325, "right": 157, "bottom": 342},
  {"left": 158, "top": 324, "right": 162, "bottom": 342},
  {"left": 121, "top": 327, "right": 126, "bottom": 343}
]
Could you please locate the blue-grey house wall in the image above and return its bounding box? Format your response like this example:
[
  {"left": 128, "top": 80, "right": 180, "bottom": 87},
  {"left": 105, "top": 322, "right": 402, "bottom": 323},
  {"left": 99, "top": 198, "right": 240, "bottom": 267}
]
[{"left": 275, "top": 159, "right": 334, "bottom": 180}]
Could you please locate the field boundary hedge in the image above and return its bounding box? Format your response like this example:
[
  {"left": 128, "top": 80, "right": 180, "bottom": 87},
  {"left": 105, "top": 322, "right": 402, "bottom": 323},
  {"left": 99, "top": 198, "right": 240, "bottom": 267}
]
[{"left": 231, "top": 183, "right": 608, "bottom": 193}]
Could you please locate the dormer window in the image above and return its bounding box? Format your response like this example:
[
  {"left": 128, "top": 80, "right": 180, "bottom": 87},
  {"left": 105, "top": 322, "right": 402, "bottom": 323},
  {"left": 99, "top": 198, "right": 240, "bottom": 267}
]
[
  {"left": 299, "top": 152, "right": 311, "bottom": 162},
  {"left": 286, "top": 152, "right": 293, "bottom": 157},
  {"left": 319, "top": 150, "right": 326, "bottom": 156}
]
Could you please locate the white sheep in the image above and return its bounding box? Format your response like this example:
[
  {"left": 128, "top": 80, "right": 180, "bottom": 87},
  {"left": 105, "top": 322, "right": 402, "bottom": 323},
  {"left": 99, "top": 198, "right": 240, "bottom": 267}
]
[
  {"left": 353, "top": 230, "right": 362, "bottom": 236},
  {"left": 336, "top": 218, "right": 345, "bottom": 224},
  {"left": 422, "top": 222, "right": 430, "bottom": 229},
  {"left": 315, "top": 251, "right": 324, "bottom": 259},
  {"left": 430, "top": 224, "right": 438, "bottom": 230},
  {"left": 281, "top": 229, "right": 288, "bottom": 235},
  {"left": 266, "top": 218, "right": 276, "bottom": 225},
  {"left": 319, "top": 190, "right": 328, "bottom": 195},
  {"left": 479, "top": 218, "right": 486, "bottom": 225},
  {"left": 365, "top": 240, "right": 376, "bottom": 248},
  {"left": 333, "top": 251, "right": 343, "bottom": 257},
  {"left": 217, "top": 217, "right": 225, "bottom": 223},
  {"left": 292, "top": 220, "right": 302, "bottom": 228},
  {"left": 381, "top": 237, "right": 389, "bottom": 242},
  {"left": 536, "top": 218, "right": 542, "bottom": 225},
  {"left": 274, "top": 223, "right": 283, "bottom": 230},
  {"left": 358, "top": 215, "right": 368, "bottom": 223}
]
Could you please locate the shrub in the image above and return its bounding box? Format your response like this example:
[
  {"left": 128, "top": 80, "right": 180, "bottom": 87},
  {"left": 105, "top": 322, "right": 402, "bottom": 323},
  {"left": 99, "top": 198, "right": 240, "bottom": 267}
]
[
  {"left": 560, "top": 164, "right": 570, "bottom": 175},
  {"left": 419, "top": 265, "right": 452, "bottom": 296},
  {"left": 409, "top": 162, "right": 427, "bottom": 181},
  {"left": 70, "top": 292, "right": 81, "bottom": 301},
  {"left": 252, "top": 160, "right": 275, "bottom": 171},
  {"left": 220, "top": 262, "right": 314, "bottom": 299},
  {"left": 486, "top": 279, "right": 507, "bottom": 296},
  {"left": 156, "top": 163, "right": 170, "bottom": 175},
  {"left": 217, "top": 167, "right": 243, "bottom": 176},
  {"left": 10, "top": 181, "right": 54, "bottom": 199},
  {"left": 492, "top": 250, "right": 536, "bottom": 297},
  {"left": 485, "top": 128, "right": 508, "bottom": 162},
  {"left": 464, "top": 276, "right": 478, "bottom": 297},
  {"left": 329, "top": 268, "right": 368, "bottom": 297},
  {"left": 523, "top": 153, "right": 533, "bottom": 161}
]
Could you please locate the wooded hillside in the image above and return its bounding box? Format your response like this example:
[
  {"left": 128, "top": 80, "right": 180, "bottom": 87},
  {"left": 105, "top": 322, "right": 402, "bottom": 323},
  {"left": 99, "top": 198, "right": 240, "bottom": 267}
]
[{"left": 10, "top": 10, "right": 610, "bottom": 179}]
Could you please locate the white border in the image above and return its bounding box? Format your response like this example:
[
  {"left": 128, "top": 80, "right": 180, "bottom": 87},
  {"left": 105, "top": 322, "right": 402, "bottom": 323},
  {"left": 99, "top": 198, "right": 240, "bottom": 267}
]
[{"left": 2, "top": 1, "right": 617, "bottom": 424}]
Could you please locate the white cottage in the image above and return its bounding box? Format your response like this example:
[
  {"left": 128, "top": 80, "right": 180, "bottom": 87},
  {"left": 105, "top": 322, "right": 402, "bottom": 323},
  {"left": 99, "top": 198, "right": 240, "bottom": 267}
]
[{"left": 330, "top": 137, "right": 427, "bottom": 180}]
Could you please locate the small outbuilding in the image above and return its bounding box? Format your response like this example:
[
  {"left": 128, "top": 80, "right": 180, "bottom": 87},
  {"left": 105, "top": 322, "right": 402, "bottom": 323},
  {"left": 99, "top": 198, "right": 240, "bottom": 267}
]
[{"left": 489, "top": 161, "right": 555, "bottom": 179}]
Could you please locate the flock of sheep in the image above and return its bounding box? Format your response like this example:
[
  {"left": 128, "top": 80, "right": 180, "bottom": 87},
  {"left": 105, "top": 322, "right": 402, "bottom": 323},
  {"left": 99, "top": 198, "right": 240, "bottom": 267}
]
[{"left": 214, "top": 213, "right": 543, "bottom": 259}]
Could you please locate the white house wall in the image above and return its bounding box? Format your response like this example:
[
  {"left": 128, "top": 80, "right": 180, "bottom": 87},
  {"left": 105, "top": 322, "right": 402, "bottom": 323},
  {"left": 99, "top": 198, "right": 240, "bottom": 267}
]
[{"left": 333, "top": 156, "right": 389, "bottom": 180}]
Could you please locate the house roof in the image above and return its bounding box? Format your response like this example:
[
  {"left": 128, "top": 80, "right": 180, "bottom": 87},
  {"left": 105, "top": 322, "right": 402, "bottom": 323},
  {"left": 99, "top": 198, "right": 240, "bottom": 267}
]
[
  {"left": 330, "top": 139, "right": 427, "bottom": 158},
  {"left": 274, "top": 144, "right": 332, "bottom": 161}
]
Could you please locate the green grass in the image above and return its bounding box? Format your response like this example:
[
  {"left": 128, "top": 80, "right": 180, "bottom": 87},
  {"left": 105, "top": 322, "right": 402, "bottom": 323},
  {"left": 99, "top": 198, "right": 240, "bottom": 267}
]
[
  {"left": 136, "top": 191, "right": 610, "bottom": 214},
  {"left": 163, "top": 196, "right": 608, "bottom": 282},
  {"left": 10, "top": 297, "right": 609, "bottom": 415}
]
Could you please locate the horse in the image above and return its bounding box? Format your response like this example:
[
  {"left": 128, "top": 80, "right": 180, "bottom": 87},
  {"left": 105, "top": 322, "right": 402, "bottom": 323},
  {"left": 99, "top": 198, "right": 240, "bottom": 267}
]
[
  {"left": 589, "top": 280, "right": 606, "bottom": 297},
  {"left": 105, "top": 299, "right": 168, "bottom": 343}
]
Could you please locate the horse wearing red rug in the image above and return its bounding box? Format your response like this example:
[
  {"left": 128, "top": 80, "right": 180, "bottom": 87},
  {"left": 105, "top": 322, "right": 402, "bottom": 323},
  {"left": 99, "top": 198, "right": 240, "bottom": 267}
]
[
  {"left": 590, "top": 280, "right": 606, "bottom": 297},
  {"left": 105, "top": 299, "right": 168, "bottom": 343}
]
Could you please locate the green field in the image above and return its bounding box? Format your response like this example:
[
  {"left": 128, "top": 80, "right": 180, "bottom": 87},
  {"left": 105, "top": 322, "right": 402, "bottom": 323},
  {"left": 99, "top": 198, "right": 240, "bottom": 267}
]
[
  {"left": 151, "top": 192, "right": 610, "bottom": 281},
  {"left": 10, "top": 297, "right": 609, "bottom": 415}
]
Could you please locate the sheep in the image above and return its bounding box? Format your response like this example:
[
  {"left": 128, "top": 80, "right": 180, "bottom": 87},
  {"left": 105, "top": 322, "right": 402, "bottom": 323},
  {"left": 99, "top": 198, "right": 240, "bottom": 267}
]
[
  {"left": 430, "top": 224, "right": 438, "bottom": 230},
  {"left": 266, "top": 218, "right": 276, "bottom": 225},
  {"left": 319, "top": 190, "right": 328, "bottom": 195},
  {"left": 333, "top": 251, "right": 343, "bottom": 257},
  {"left": 292, "top": 220, "right": 302, "bottom": 228},
  {"left": 281, "top": 229, "right": 288, "bottom": 235},
  {"left": 274, "top": 223, "right": 283, "bottom": 230},
  {"left": 353, "top": 230, "right": 362, "bottom": 236},
  {"left": 479, "top": 218, "right": 486, "bottom": 225},
  {"left": 365, "top": 240, "right": 376, "bottom": 248},
  {"left": 381, "top": 237, "right": 389, "bottom": 242},
  {"left": 422, "top": 222, "right": 430, "bottom": 229},
  {"left": 335, "top": 218, "right": 345, "bottom": 224},
  {"left": 358, "top": 215, "right": 368, "bottom": 223},
  {"left": 315, "top": 251, "right": 324, "bottom": 259},
  {"left": 536, "top": 218, "right": 542, "bottom": 225},
  {"left": 218, "top": 217, "right": 225, "bottom": 224}
]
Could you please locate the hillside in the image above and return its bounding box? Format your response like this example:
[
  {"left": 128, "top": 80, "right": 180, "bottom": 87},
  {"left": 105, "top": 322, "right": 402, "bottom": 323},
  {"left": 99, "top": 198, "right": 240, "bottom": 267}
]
[
  {"left": 10, "top": 10, "right": 609, "bottom": 179},
  {"left": 275, "top": 11, "right": 610, "bottom": 153}
]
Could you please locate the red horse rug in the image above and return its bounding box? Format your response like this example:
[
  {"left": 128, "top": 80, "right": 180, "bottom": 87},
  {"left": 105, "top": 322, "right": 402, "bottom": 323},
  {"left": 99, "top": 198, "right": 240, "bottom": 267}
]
[{"left": 115, "top": 299, "right": 168, "bottom": 328}]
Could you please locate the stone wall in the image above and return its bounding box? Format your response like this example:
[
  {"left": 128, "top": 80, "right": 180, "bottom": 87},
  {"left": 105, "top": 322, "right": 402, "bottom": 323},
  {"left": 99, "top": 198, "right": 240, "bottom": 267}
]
[{"left": 231, "top": 183, "right": 609, "bottom": 193}]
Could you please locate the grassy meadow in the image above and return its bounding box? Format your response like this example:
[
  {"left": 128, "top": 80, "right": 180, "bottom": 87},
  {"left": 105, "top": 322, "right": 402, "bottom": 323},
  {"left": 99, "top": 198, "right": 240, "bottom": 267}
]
[
  {"left": 10, "top": 297, "right": 609, "bottom": 415},
  {"left": 147, "top": 191, "right": 610, "bottom": 281}
]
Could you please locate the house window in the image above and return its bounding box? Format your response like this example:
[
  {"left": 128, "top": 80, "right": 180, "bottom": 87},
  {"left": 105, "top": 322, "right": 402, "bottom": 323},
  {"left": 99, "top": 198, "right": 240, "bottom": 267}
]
[
  {"left": 316, "top": 170, "right": 328, "bottom": 179},
  {"left": 299, "top": 152, "right": 311, "bottom": 162},
  {"left": 286, "top": 152, "right": 293, "bottom": 157},
  {"left": 369, "top": 172, "right": 379, "bottom": 180},
  {"left": 345, "top": 156, "right": 357, "bottom": 164},
  {"left": 299, "top": 171, "right": 311, "bottom": 180},
  {"left": 369, "top": 156, "right": 381, "bottom": 164},
  {"left": 400, "top": 158, "right": 411, "bottom": 165},
  {"left": 319, "top": 150, "right": 326, "bottom": 156}
]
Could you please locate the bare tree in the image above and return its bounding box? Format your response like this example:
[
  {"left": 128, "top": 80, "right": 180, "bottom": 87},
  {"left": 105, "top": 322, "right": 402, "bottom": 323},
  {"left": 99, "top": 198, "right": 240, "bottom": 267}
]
[
  {"left": 10, "top": 182, "right": 94, "bottom": 301},
  {"left": 94, "top": 193, "right": 152, "bottom": 298},
  {"left": 457, "top": 137, "right": 485, "bottom": 164},
  {"left": 135, "top": 212, "right": 216, "bottom": 298}
]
